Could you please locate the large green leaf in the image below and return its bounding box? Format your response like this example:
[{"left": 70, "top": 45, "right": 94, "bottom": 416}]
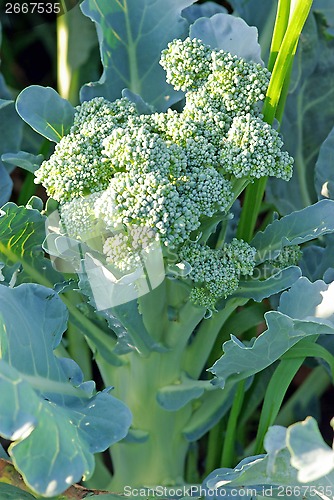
[
  {"left": 189, "top": 13, "right": 263, "bottom": 63},
  {"left": 157, "top": 374, "right": 212, "bottom": 411},
  {"left": 234, "top": 266, "right": 302, "bottom": 302},
  {"left": 315, "top": 125, "right": 334, "bottom": 200},
  {"left": 0, "top": 100, "right": 23, "bottom": 158},
  {"left": 0, "top": 484, "right": 36, "bottom": 500},
  {"left": 0, "top": 202, "right": 62, "bottom": 287},
  {"left": 300, "top": 235, "right": 334, "bottom": 282},
  {"left": 203, "top": 417, "right": 334, "bottom": 498},
  {"left": 80, "top": 0, "right": 195, "bottom": 110},
  {"left": 0, "top": 162, "right": 12, "bottom": 207},
  {"left": 210, "top": 278, "right": 334, "bottom": 389},
  {"left": 182, "top": 1, "right": 227, "bottom": 24},
  {"left": 229, "top": 0, "right": 277, "bottom": 58},
  {"left": 0, "top": 284, "right": 131, "bottom": 497},
  {"left": 1, "top": 151, "right": 43, "bottom": 174},
  {"left": 0, "top": 98, "right": 23, "bottom": 205},
  {"left": 251, "top": 200, "right": 334, "bottom": 263},
  {"left": 16, "top": 86, "right": 75, "bottom": 143},
  {"left": 313, "top": 0, "right": 334, "bottom": 36}
]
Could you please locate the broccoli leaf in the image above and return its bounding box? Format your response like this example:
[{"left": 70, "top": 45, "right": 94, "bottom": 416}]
[
  {"left": 0, "top": 284, "right": 132, "bottom": 497},
  {"left": 251, "top": 200, "right": 334, "bottom": 263},
  {"left": 157, "top": 375, "right": 212, "bottom": 411},
  {"left": 300, "top": 235, "right": 334, "bottom": 282},
  {"left": 315, "top": 125, "right": 334, "bottom": 200},
  {"left": 0, "top": 162, "right": 13, "bottom": 207},
  {"left": 0, "top": 100, "right": 23, "bottom": 158},
  {"left": 288, "top": 417, "right": 334, "bottom": 482},
  {"left": 0, "top": 484, "right": 36, "bottom": 499},
  {"left": 0, "top": 202, "right": 62, "bottom": 287},
  {"left": 313, "top": 0, "right": 334, "bottom": 36},
  {"left": 16, "top": 86, "right": 75, "bottom": 143},
  {"left": 0, "top": 98, "right": 23, "bottom": 206},
  {"left": 210, "top": 278, "right": 334, "bottom": 388},
  {"left": 80, "top": 0, "right": 195, "bottom": 111},
  {"left": 182, "top": 1, "right": 227, "bottom": 25},
  {"left": 203, "top": 417, "right": 334, "bottom": 497},
  {"left": 229, "top": 0, "right": 277, "bottom": 58},
  {"left": 189, "top": 13, "right": 263, "bottom": 64},
  {"left": 1, "top": 151, "right": 43, "bottom": 174},
  {"left": 235, "top": 266, "right": 302, "bottom": 302}
]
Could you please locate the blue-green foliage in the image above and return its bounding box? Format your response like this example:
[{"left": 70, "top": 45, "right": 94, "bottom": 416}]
[
  {"left": 189, "top": 13, "right": 262, "bottom": 63},
  {"left": 315, "top": 125, "right": 334, "bottom": 200},
  {"left": 0, "top": 284, "right": 131, "bottom": 497},
  {"left": 80, "top": 0, "right": 196, "bottom": 110},
  {"left": 16, "top": 86, "right": 75, "bottom": 143},
  {"left": 0, "top": 203, "right": 63, "bottom": 287},
  {"left": 251, "top": 199, "right": 334, "bottom": 262},
  {"left": 210, "top": 278, "right": 334, "bottom": 388},
  {"left": 2, "top": 151, "right": 43, "bottom": 174},
  {"left": 0, "top": 100, "right": 23, "bottom": 205},
  {"left": 203, "top": 417, "right": 334, "bottom": 498}
]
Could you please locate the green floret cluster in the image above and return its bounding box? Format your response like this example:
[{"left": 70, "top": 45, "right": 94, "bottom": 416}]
[
  {"left": 179, "top": 239, "right": 256, "bottom": 309},
  {"left": 60, "top": 192, "right": 101, "bottom": 240},
  {"left": 268, "top": 245, "right": 302, "bottom": 270},
  {"left": 160, "top": 37, "right": 212, "bottom": 91},
  {"left": 34, "top": 36, "right": 294, "bottom": 306},
  {"left": 34, "top": 97, "right": 137, "bottom": 202},
  {"left": 160, "top": 37, "right": 293, "bottom": 181},
  {"left": 220, "top": 113, "right": 293, "bottom": 180}
]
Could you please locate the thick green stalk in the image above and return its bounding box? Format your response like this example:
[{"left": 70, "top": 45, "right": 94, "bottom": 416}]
[
  {"left": 100, "top": 349, "right": 192, "bottom": 490},
  {"left": 237, "top": 0, "right": 313, "bottom": 242}
]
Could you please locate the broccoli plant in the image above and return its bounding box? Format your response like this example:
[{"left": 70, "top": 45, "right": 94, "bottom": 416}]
[{"left": 1, "top": 0, "right": 334, "bottom": 498}]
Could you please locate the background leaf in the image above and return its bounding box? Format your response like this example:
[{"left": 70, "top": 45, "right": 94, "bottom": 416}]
[
  {"left": 210, "top": 278, "right": 334, "bottom": 388},
  {"left": 0, "top": 202, "right": 63, "bottom": 287},
  {"left": 0, "top": 162, "right": 13, "bottom": 207},
  {"left": 234, "top": 266, "right": 302, "bottom": 302},
  {"left": 16, "top": 86, "right": 75, "bottom": 142},
  {"left": 203, "top": 417, "right": 334, "bottom": 497},
  {"left": 0, "top": 284, "right": 131, "bottom": 497},
  {"left": 80, "top": 0, "right": 196, "bottom": 110},
  {"left": 182, "top": 1, "right": 227, "bottom": 24},
  {"left": 189, "top": 13, "right": 263, "bottom": 63},
  {"left": 251, "top": 200, "right": 334, "bottom": 263},
  {"left": 314, "top": 125, "right": 334, "bottom": 200},
  {"left": 1, "top": 152, "right": 43, "bottom": 174},
  {"left": 0, "top": 483, "right": 36, "bottom": 500},
  {"left": 288, "top": 417, "right": 334, "bottom": 482},
  {"left": 0, "top": 99, "right": 24, "bottom": 207}
]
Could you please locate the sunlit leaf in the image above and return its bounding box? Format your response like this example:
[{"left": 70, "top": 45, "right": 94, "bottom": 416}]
[
  {"left": 0, "top": 284, "right": 131, "bottom": 497},
  {"left": 80, "top": 0, "right": 196, "bottom": 110}
]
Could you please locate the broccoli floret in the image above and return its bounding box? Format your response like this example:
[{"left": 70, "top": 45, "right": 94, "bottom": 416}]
[
  {"left": 34, "top": 37, "right": 294, "bottom": 308},
  {"left": 34, "top": 97, "right": 137, "bottom": 202},
  {"left": 220, "top": 113, "right": 294, "bottom": 180},
  {"left": 208, "top": 50, "right": 270, "bottom": 113},
  {"left": 103, "top": 226, "right": 158, "bottom": 273},
  {"left": 268, "top": 245, "right": 302, "bottom": 270},
  {"left": 160, "top": 37, "right": 212, "bottom": 91},
  {"left": 179, "top": 239, "right": 256, "bottom": 308},
  {"left": 60, "top": 192, "right": 101, "bottom": 240}
]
